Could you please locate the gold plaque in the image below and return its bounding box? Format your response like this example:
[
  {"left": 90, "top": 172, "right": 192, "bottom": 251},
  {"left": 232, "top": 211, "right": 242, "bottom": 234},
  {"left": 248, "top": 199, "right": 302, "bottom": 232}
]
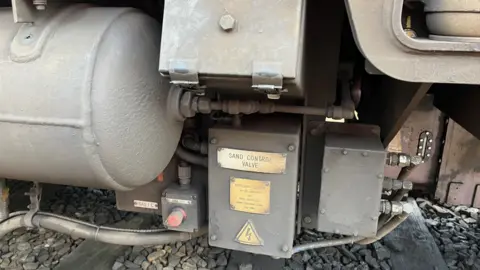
[
  {"left": 217, "top": 148, "right": 287, "bottom": 174},
  {"left": 230, "top": 177, "right": 270, "bottom": 215}
]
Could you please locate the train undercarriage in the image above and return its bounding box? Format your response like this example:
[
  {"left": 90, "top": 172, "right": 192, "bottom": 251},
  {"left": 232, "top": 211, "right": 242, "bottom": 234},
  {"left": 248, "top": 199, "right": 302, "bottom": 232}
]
[{"left": 1, "top": 0, "right": 480, "bottom": 259}]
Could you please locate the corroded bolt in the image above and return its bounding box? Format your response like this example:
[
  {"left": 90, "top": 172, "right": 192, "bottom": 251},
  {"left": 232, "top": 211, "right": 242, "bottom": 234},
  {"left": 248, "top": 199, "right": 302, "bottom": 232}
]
[{"left": 219, "top": 14, "right": 236, "bottom": 31}]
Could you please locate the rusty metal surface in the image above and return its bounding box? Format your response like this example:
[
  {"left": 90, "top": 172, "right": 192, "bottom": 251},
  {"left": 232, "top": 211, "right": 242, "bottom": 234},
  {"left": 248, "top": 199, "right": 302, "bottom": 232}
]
[
  {"left": 435, "top": 120, "right": 480, "bottom": 207},
  {"left": 434, "top": 84, "right": 480, "bottom": 140},
  {"left": 384, "top": 95, "right": 445, "bottom": 186}
]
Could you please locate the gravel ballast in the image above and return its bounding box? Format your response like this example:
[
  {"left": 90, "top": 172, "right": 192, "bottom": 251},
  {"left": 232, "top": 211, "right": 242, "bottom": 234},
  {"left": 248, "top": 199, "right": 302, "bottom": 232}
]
[{"left": 1, "top": 185, "right": 479, "bottom": 269}]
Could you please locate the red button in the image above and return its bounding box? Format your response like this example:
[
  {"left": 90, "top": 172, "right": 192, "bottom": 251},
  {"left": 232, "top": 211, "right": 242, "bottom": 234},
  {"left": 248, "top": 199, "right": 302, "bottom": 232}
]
[{"left": 166, "top": 208, "right": 186, "bottom": 227}]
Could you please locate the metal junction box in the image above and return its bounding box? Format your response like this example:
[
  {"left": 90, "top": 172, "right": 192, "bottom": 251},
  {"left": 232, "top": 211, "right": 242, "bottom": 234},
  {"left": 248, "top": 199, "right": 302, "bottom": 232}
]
[
  {"left": 161, "top": 183, "right": 206, "bottom": 233},
  {"left": 208, "top": 117, "right": 300, "bottom": 258},
  {"left": 160, "top": 0, "right": 306, "bottom": 97},
  {"left": 317, "top": 133, "right": 386, "bottom": 237}
]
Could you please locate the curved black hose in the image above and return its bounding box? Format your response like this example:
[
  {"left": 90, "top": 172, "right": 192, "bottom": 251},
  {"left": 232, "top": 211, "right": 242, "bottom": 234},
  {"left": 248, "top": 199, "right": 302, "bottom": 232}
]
[{"left": 176, "top": 146, "right": 208, "bottom": 168}]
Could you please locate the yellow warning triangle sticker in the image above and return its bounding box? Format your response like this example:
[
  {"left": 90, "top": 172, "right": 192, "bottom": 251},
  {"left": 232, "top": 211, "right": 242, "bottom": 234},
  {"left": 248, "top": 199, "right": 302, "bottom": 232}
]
[{"left": 235, "top": 220, "right": 264, "bottom": 246}]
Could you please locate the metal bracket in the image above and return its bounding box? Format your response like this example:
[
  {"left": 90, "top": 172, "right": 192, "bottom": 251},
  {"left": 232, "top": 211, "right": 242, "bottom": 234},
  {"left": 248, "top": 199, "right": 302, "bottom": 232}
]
[
  {"left": 24, "top": 182, "right": 42, "bottom": 228},
  {"left": 252, "top": 61, "right": 286, "bottom": 100},
  {"left": 417, "top": 131, "right": 433, "bottom": 162},
  {"left": 168, "top": 59, "right": 205, "bottom": 95},
  {"left": 12, "top": 0, "right": 36, "bottom": 23}
]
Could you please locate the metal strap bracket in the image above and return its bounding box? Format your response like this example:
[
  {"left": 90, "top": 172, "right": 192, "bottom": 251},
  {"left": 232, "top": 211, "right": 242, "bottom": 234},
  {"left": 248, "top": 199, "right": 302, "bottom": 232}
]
[
  {"left": 24, "top": 182, "right": 42, "bottom": 228},
  {"left": 168, "top": 59, "right": 205, "bottom": 95},
  {"left": 252, "top": 61, "right": 286, "bottom": 99}
]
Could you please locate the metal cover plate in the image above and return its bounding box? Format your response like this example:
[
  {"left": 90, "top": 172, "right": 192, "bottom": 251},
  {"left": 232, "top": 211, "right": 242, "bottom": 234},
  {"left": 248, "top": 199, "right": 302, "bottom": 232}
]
[
  {"left": 318, "top": 133, "right": 385, "bottom": 237},
  {"left": 208, "top": 116, "right": 300, "bottom": 258},
  {"left": 230, "top": 177, "right": 270, "bottom": 215},
  {"left": 218, "top": 148, "right": 287, "bottom": 174},
  {"left": 159, "top": 0, "right": 305, "bottom": 79}
]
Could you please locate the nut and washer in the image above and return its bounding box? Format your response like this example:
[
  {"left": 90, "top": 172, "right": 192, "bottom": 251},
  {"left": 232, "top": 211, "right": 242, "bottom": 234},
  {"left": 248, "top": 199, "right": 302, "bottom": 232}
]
[
  {"left": 287, "top": 144, "right": 296, "bottom": 152},
  {"left": 219, "top": 14, "right": 236, "bottom": 31}
]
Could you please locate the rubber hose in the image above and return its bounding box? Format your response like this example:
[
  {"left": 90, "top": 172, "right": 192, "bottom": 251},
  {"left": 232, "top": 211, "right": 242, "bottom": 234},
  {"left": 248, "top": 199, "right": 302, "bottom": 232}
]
[
  {"left": 176, "top": 147, "right": 208, "bottom": 168},
  {"left": 0, "top": 214, "right": 206, "bottom": 246},
  {"left": 292, "top": 236, "right": 364, "bottom": 254}
]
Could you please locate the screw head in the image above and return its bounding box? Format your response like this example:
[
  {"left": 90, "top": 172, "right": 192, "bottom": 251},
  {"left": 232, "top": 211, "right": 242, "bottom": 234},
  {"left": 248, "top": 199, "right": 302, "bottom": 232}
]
[
  {"left": 320, "top": 209, "right": 326, "bottom": 214},
  {"left": 362, "top": 152, "right": 368, "bottom": 157},
  {"left": 210, "top": 234, "right": 217, "bottom": 241},
  {"left": 210, "top": 138, "right": 217, "bottom": 144},
  {"left": 323, "top": 168, "right": 329, "bottom": 173},
  {"left": 281, "top": 245, "right": 289, "bottom": 252},
  {"left": 342, "top": 149, "right": 348, "bottom": 155},
  {"left": 377, "top": 174, "right": 384, "bottom": 179},
  {"left": 287, "top": 144, "right": 295, "bottom": 152},
  {"left": 219, "top": 14, "right": 236, "bottom": 31},
  {"left": 303, "top": 216, "right": 312, "bottom": 224}
]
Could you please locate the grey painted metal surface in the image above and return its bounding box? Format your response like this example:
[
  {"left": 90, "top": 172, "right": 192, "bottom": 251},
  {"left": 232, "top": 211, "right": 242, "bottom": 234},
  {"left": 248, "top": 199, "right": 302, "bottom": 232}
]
[
  {"left": 159, "top": 0, "right": 306, "bottom": 97},
  {"left": 0, "top": 6, "right": 182, "bottom": 190},
  {"left": 116, "top": 160, "right": 178, "bottom": 215},
  {"left": 208, "top": 116, "right": 300, "bottom": 258},
  {"left": 345, "top": 0, "right": 480, "bottom": 83},
  {"left": 317, "top": 133, "right": 385, "bottom": 238},
  {"left": 161, "top": 182, "right": 206, "bottom": 233}
]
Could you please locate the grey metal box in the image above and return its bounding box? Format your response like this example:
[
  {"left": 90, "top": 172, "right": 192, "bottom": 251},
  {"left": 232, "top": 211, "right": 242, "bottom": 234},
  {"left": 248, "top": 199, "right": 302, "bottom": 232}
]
[
  {"left": 208, "top": 117, "right": 300, "bottom": 258},
  {"left": 159, "top": 0, "right": 305, "bottom": 97},
  {"left": 161, "top": 183, "right": 206, "bottom": 233},
  {"left": 317, "top": 133, "right": 386, "bottom": 237}
]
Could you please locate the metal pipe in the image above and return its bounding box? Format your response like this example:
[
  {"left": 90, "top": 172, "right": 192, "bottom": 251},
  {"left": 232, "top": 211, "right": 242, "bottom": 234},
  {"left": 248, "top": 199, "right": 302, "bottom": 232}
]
[
  {"left": 292, "top": 236, "right": 364, "bottom": 254},
  {"left": 175, "top": 147, "right": 208, "bottom": 168},
  {"left": 356, "top": 212, "right": 410, "bottom": 245},
  {"left": 8, "top": 211, "right": 168, "bottom": 233},
  {"left": 390, "top": 189, "right": 409, "bottom": 201},
  {"left": 273, "top": 105, "right": 327, "bottom": 116},
  {"left": 197, "top": 98, "right": 354, "bottom": 119},
  {"left": 397, "top": 165, "right": 415, "bottom": 181},
  {"left": 0, "top": 214, "right": 206, "bottom": 245}
]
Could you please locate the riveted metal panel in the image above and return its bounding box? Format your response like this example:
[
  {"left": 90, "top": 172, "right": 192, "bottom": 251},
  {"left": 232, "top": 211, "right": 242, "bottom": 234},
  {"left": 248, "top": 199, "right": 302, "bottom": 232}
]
[
  {"left": 317, "top": 133, "right": 385, "bottom": 237},
  {"left": 208, "top": 116, "right": 300, "bottom": 258}
]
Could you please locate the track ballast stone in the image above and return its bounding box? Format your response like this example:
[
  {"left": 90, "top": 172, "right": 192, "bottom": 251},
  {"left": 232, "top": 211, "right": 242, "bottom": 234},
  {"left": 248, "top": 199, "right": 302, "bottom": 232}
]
[{"left": 417, "top": 198, "right": 480, "bottom": 270}]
